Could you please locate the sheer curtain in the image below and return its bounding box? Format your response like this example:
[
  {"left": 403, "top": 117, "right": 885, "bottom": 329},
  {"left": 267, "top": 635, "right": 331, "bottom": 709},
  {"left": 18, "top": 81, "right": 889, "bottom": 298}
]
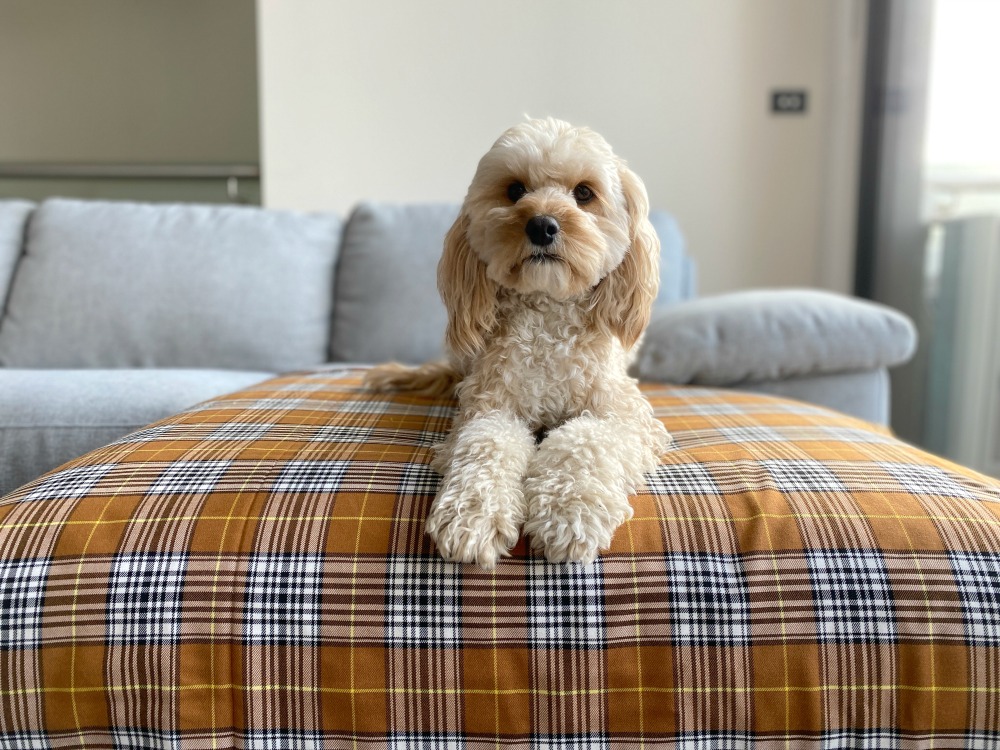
[{"left": 857, "top": 0, "right": 1000, "bottom": 476}]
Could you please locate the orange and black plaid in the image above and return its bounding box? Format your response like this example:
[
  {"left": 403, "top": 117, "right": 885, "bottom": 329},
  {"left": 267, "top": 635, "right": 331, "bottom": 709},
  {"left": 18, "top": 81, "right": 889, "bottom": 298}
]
[{"left": 1, "top": 368, "right": 998, "bottom": 747}]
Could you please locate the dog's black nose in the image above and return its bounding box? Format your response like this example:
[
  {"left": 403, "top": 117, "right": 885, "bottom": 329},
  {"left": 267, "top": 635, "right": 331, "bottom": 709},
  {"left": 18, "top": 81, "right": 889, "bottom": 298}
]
[{"left": 525, "top": 215, "right": 560, "bottom": 247}]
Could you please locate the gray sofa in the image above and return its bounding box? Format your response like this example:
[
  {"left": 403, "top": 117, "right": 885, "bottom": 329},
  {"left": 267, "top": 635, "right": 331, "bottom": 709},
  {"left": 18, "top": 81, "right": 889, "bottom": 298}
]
[{"left": 0, "top": 197, "right": 916, "bottom": 495}]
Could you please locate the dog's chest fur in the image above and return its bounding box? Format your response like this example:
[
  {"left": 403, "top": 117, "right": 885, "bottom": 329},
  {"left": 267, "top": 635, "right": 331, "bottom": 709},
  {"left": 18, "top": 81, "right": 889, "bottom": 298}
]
[{"left": 460, "top": 292, "right": 626, "bottom": 429}]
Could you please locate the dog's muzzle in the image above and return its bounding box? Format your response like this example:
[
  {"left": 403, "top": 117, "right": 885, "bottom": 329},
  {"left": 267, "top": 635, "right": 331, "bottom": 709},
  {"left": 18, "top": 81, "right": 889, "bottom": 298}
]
[{"left": 525, "top": 215, "right": 560, "bottom": 247}]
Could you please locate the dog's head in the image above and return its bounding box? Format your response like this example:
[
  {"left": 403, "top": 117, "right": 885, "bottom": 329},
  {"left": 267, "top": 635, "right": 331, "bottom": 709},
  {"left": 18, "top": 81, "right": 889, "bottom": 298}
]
[{"left": 439, "top": 118, "right": 660, "bottom": 360}]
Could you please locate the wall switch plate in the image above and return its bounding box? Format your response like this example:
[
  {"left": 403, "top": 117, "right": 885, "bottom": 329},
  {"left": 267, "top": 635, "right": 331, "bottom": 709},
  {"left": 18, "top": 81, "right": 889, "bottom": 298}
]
[{"left": 771, "top": 90, "right": 808, "bottom": 114}]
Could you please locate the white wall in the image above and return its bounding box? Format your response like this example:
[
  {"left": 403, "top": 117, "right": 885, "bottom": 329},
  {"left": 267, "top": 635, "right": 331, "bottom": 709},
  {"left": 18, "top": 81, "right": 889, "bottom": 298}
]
[
  {"left": 258, "top": 0, "right": 865, "bottom": 294},
  {"left": 0, "top": 0, "right": 258, "bottom": 164}
]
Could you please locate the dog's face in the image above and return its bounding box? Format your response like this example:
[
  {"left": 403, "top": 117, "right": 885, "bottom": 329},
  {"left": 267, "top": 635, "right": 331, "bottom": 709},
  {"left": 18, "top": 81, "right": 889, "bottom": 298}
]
[
  {"left": 439, "top": 118, "right": 660, "bottom": 360},
  {"left": 462, "top": 119, "right": 632, "bottom": 299}
]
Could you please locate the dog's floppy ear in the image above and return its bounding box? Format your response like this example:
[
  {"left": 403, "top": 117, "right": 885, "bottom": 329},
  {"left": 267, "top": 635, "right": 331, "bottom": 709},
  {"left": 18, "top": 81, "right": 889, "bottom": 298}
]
[
  {"left": 590, "top": 162, "right": 660, "bottom": 349},
  {"left": 438, "top": 211, "right": 499, "bottom": 361}
]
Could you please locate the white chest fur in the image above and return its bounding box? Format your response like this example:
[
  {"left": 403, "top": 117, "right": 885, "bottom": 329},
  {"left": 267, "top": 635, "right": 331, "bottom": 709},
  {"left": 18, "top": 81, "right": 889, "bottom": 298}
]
[{"left": 458, "top": 293, "right": 627, "bottom": 428}]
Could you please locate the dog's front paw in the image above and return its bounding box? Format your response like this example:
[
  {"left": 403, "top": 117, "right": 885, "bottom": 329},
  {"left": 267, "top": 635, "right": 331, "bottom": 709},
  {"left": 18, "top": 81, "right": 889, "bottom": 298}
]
[
  {"left": 426, "top": 478, "right": 524, "bottom": 570},
  {"left": 523, "top": 472, "right": 633, "bottom": 564}
]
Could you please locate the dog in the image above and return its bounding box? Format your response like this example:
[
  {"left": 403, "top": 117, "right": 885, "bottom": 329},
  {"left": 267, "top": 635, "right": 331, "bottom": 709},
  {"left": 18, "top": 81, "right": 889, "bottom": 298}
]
[{"left": 366, "top": 118, "right": 670, "bottom": 568}]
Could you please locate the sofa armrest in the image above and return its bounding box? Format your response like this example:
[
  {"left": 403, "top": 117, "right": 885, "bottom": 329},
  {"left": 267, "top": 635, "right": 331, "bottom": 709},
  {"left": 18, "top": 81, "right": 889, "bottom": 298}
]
[{"left": 635, "top": 289, "right": 917, "bottom": 386}]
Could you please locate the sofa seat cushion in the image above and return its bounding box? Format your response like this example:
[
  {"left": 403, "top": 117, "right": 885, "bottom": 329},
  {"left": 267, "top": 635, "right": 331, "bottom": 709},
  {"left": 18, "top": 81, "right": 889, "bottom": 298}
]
[
  {"left": 0, "top": 198, "right": 341, "bottom": 370},
  {"left": 0, "top": 368, "right": 272, "bottom": 495},
  {"left": 2, "top": 369, "right": 998, "bottom": 746},
  {"left": 740, "top": 368, "right": 891, "bottom": 424}
]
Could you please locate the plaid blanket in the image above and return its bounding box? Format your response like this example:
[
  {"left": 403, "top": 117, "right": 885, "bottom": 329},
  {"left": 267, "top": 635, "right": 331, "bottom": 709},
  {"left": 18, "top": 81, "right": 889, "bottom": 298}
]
[{"left": 1, "top": 369, "right": 999, "bottom": 748}]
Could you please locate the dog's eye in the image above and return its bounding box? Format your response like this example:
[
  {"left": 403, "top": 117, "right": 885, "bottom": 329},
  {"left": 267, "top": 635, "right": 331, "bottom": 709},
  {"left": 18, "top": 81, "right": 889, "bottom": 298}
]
[
  {"left": 506, "top": 181, "right": 527, "bottom": 203},
  {"left": 573, "top": 184, "right": 595, "bottom": 204}
]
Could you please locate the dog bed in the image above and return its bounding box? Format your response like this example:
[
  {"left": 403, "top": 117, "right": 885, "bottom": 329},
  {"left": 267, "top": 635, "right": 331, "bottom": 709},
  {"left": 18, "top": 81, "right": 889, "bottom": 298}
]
[{"left": 1, "top": 368, "right": 998, "bottom": 747}]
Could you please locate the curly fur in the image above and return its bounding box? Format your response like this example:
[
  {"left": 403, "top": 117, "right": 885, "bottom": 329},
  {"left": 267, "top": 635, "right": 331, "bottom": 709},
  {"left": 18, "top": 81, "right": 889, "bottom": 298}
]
[{"left": 366, "top": 118, "right": 671, "bottom": 567}]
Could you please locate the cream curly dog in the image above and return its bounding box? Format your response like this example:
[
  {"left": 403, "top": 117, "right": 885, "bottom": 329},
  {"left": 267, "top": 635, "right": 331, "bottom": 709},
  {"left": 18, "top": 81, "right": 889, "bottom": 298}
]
[{"left": 367, "top": 118, "right": 670, "bottom": 568}]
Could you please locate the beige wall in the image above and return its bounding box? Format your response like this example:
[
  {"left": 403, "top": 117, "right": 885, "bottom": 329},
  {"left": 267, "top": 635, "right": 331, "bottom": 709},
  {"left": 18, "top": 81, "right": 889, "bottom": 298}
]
[
  {"left": 0, "top": 0, "right": 259, "bottom": 164},
  {"left": 258, "top": 0, "right": 866, "bottom": 294}
]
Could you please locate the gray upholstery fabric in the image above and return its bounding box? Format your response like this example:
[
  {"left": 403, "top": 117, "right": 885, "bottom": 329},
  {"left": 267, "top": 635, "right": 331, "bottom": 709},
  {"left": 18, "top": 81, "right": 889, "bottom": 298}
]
[
  {"left": 648, "top": 210, "right": 696, "bottom": 307},
  {"left": 636, "top": 289, "right": 917, "bottom": 386},
  {"left": 0, "top": 200, "right": 34, "bottom": 312},
  {"left": 0, "top": 198, "right": 341, "bottom": 370},
  {"left": 330, "top": 204, "right": 698, "bottom": 365},
  {"left": 330, "top": 202, "right": 454, "bottom": 364},
  {"left": 739, "top": 368, "right": 891, "bottom": 425},
  {"left": 0, "top": 368, "right": 272, "bottom": 495}
]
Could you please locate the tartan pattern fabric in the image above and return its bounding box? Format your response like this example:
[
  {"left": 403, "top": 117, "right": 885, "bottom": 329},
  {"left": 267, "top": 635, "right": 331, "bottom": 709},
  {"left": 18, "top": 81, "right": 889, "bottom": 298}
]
[{"left": 1, "top": 370, "right": 999, "bottom": 748}]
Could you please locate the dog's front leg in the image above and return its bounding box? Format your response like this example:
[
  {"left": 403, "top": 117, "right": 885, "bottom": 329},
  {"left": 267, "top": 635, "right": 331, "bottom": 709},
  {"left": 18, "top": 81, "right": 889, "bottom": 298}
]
[
  {"left": 426, "top": 411, "right": 535, "bottom": 569},
  {"left": 524, "top": 413, "right": 669, "bottom": 564}
]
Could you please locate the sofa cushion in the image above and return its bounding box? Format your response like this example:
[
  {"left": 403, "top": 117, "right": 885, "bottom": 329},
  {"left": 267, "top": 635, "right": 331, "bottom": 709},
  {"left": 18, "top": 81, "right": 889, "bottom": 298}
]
[
  {"left": 0, "top": 368, "right": 273, "bottom": 495},
  {"left": 330, "top": 204, "right": 695, "bottom": 365},
  {"left": 0, "top": 198, "right": 341, "bottom": 370},
  {"left": 649, "top": 209, "right": 696, "bottom": 306},
  {"left": 740, "top": 368, "right": 890, "bottom": 425},
  {"left": 330, "top": 202, "right": 454, "bottom": 364},
  {"left": 3, "top": 369, "right": 999, "bottom": 746},
  {"left": 0, "top": 200, "right": 34, "bottom": 310},
  {"left": 637, "top": 289, "right": 917, "bottom": 386}
]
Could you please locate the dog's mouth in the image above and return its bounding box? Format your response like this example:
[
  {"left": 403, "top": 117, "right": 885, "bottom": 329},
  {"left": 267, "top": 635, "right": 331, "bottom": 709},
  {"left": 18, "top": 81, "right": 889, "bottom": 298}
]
[{"left": 524, "top": 250, "right": 562, "bottom": 265}]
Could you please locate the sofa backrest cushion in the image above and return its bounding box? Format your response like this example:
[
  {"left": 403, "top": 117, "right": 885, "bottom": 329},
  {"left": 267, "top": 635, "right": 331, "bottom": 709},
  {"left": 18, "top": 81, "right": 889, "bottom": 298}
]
[
  {"left": 0, "top": 198, "right": 341, "bottom": 370},
  {"left": 330, "top": 203, "right": 695, "bottom": 365},
  {"left": 0, "top": 200, "right": 35, "bottom": 312},
  {"left": 649, "top": 210, "right": 696, "bottom": 308},
  {"left": 330, "top": 202, "right": 454, "bottom": 364}
]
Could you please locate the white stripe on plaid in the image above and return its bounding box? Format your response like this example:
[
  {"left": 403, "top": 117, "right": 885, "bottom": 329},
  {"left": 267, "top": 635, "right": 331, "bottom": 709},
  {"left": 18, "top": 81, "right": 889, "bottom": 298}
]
[
  {"left": 396, "top": 463, "right": 441, "bottom": 496},
  {"left": 666, "top": 553, "right": 750, "bottom": 645},
  {"left": 949, "top": 550, "right": 1000, "bottom": 645},
  {"left": 674, "top": 425, "right": 897, "bottom": 449},
  {"left": 381, "top": 731, "right": 477, "bottom": 750},
  {"left": 245, "top": 553, "right": 323, "bottom": 644},
  {"left": 516, "top": 734, "right": 608, "bottom": 749},
  {"left": 243, "top": 726, "right": 327, "bottom": 750},
  {"left": 107, "top": 553, "right": 187, "bottom": 644},
  {"left": 647, "top": 462, "right": 722, "bottom": 497},
  {"left": 115, "top": 422, "right": 443, "bottom": 449},
  {"left": 205, "top": 421, "right": 277, "bottom": 441},
  {"left": 332, "top": 462, "right": 440, "bottom": 496},
  {"left": 527, "top": 557, "right": 606, "bottom": 648},
  {"left": 272, "top": 460, "right": 351, "bottom": 495},
  {"left": 717, "top": 425, "right": 786, "bottom": 443},
  {"left": 0, "top": 731, "right": 49, "bottom": 750},
  {"left": 147, "top": 460, "right": 233, "bottom": 496},
  {"left": 14, "top": 464, "right": 117, "bottom": 503},
  {"left": 816, "top": 426, "right": 896, "bottom": 444},
  {"left": 886, "top": 462, "right": 983, "bottom": 500},
  {"left": 386, "top": 556, "right": 462, "bottom": 648},
  {"left": 110, "top": 726, "right": 183, "bottom": 749},
  {"left": 763, "top": 459, "right": 850, "bottom": 494},
  {"left": 0, "top": 557, "right": 50, "bottom": 648},
  {"left": 109, "top": 423, "right": 178, "bottom": 445},
  {"left": 309, "top": 424, "right": 374, "bottom": 443},
  {"left": 274, "top": 461, "right": 438, "bottom": 496},
  {"left": 807, "top": 549, "right": 897, "bottom": 642}
]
